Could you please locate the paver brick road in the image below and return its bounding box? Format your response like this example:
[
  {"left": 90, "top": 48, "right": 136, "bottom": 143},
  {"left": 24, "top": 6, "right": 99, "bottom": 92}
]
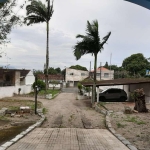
[{"left": 8, "top": 128, "right": 129, "bottom": 150}]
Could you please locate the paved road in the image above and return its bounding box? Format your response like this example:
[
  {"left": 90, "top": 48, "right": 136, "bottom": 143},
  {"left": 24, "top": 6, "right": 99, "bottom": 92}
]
[
  {"left": 7, "top": 89, "right": 129, "bottom": 150},
  {"left": 8, "top": 128, "right": 129, "bottom": 150}
]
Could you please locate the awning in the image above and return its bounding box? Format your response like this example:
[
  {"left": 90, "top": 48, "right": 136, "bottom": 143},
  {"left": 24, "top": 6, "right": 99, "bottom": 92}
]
[
  {"left": 81, "top": 78, "right": 150, "bottom": 87},
  {"left": 125, "top": 0, "right": 150, "bottom": 10}
]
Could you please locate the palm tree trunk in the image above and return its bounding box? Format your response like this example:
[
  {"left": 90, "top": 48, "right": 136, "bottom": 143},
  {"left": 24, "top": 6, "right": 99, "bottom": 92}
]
[
  {"left": 45, "top": 20, "right": 49, "bottom": 91},
  {"left": 92, "top": 53, "right": 97, "bottom": 104}
]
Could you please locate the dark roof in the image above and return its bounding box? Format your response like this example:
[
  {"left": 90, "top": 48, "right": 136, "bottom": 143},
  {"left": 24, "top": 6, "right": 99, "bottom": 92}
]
[
  {"left": 0, "top": 69, "right": 30, "bottom": 77},
  {"left": 81, "top": 78, "right": 150, "bottom": 87},
  {"left": 38, "top": 74, "right": 64, "bottom": 80}
]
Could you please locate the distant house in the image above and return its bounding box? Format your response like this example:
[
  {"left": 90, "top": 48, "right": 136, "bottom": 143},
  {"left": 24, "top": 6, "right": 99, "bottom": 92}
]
[
  {"left": 0, "top": 69, "right": 35, "bottom": 86},
  {"left": 0, "top": 69, "right": 35, "bottom": 98},
  {"left": 65, "top": 68, "right": 89, "bottom": 87},
  {"left": 38, "top": 74, "right": 64, "bottom": 89},
  {"left": 90, "top": 67, "right": 114, "bottom": 80}
]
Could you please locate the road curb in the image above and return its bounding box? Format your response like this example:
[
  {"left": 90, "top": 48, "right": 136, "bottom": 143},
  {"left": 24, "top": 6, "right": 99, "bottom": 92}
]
[
  {"left": 0, "top": 108, "right": 45, "bottom": 150},
  {"left": 95, "top": 105, "right": 138, "bottom": 150}
]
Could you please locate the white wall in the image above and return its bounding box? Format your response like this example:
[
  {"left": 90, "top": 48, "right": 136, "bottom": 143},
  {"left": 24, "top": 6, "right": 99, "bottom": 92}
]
[
  {"left": 49, "top": 83, "right": 61, "bottom": 89},
  {"left": 99, "top": 85, "right": 123, "bottom": 91},
  {"left": 25, "top": 71, "right": 35, "bottom": 85},
  {"left": 65, "top": 68, "right": 89, "bottom": 84},
  {"left": 0, "top": 85, "right": 32, "bottom": 99}
]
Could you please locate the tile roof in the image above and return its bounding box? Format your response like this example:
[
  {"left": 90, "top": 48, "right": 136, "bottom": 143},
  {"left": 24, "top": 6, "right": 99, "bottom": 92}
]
[
  {"left": 90, "top": 67, "right": 109, "bottom": 72},
  {"left": 38, "top": 74, "right": 64, "bottom": 80}
]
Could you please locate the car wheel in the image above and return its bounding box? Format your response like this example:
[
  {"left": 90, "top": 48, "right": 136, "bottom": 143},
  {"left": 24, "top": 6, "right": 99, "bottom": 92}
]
[
  {"left": 120, "top": 96, "right": 126, "bottom": 102},
  {"left": 99, "top": 96, "right": 105, "bottom": 101}
]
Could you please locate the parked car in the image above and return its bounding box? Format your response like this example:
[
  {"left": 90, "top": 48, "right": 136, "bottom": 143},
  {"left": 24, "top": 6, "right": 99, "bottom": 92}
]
[{"left": 99, "top": 88, "right": 127, "bottom": 102}]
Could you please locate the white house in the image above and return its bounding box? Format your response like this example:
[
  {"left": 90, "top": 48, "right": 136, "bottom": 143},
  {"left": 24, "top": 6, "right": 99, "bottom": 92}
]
[
  {"left": 65, "top": 68, "right": 89, "bottom": 87},
  {"left": 0, "top": 69, "right": 35, "bottom": 98},
  {"left": 90, "top": 67, "right": 114, "bottom": 81}
]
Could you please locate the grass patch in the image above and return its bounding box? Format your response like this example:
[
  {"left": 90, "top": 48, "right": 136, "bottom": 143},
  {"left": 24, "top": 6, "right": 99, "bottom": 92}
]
[
  {"left": 116, "top": 122, "right": 127, "bottom": 128},
  {"left": 0, "top": 116, "right": 9, "bottom": 121},
  {"left": 42, "top": 108, "right": 48, "bottom": 114},
  {"left": 38, "top": 89, "right": 60, "bottom": 96},
  {"left": 124, "top": 116, "right": 146, "bottom": 125}
]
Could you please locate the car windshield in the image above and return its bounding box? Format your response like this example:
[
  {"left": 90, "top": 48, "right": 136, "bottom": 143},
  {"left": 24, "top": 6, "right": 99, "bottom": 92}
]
[{"left": 101, "top": 89, "right": 109, "bottom": 93}]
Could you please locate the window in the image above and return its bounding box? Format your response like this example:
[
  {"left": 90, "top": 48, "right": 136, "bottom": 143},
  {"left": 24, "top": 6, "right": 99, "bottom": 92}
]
[
  {"left": 96, "top": 73, "right": 101, "bottom": 76},
  {"left": 104, "top": 73, "right": 109, "bottom": 78},
  {"left": 70, "top": 73, "right": 74, "bottom": 75}
]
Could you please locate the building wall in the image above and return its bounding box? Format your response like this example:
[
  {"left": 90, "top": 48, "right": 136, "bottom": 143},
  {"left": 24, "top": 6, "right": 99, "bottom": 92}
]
[
  {"left": 0, "top": 85, "right": 32, "bottom": 99},
  {"left": 15, "top": 71, "right": 20, "bottom": 86},
  {"left": 95, "top": 70, "right": 114, "bottom": 80},
  {"left": 25, "top": 71, "right": 35, "bottom": 85},
  {"left": 65, "top": 68, "right": 89, "bottom": 87}
]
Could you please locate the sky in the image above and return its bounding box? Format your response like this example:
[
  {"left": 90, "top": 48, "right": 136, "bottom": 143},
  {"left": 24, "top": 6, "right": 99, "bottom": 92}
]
[{"left": 1, "top": 0, "right": 150, "bottom": 71}]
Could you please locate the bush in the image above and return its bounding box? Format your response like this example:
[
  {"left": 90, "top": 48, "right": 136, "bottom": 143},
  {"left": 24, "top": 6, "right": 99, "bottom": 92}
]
[
  {"left": 77, "top": 82, "right": 83, "bottom": 95},
  {"left": 32, "top": 80, "right": 46, "bottom": 90}
]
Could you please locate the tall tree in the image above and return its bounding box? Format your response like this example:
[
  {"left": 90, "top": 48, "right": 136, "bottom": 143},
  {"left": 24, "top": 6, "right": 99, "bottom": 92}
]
[
  {"left": 73, "top": 20, "right": 111, "bottom": 104},
  {"left": 0, "top": 0, "right": 21, "bottom": 47},
  {"left": 122, "top": 53, "right": 150, "bottom": 77},
  {"left": 104, "top": 61, "right": 109, "bottom": 69},
  {"left": 24, "top": 0, "right": 54, "bottom": 90}
]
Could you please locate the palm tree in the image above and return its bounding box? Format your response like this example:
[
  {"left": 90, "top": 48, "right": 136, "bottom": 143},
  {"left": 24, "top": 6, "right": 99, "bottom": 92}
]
[
  {"left": 24, "top": 0, "right": 54, "bottom": 90},
  {"left": 73, "top": 20, "right": 111, "bottom": 104}
]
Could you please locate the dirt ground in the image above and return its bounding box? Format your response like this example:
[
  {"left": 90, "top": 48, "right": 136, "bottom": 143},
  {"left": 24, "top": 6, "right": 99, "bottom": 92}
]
[
  {"left": 103, "top": 102, "right": 150, "bottom": 150},
  {"left": 0, "top": 98, "right": 41, "bottom": 130},
  {"left": 40, "top": 92, "right": 105, "bottom": 129}
]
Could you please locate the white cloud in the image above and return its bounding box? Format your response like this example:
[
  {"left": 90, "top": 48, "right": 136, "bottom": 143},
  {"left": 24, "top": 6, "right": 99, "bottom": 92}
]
[{"left": 1, "top": 0, "right": 150, "bottom": 71}]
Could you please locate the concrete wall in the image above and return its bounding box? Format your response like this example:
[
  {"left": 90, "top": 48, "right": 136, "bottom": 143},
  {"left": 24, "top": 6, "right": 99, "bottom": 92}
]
[
  {"left": 49, "top": 83, "right": 61, "bottom": 89},
  {"left": 124, "top": 83, "right": 150, "bottom": 103},
  {"left": 25, "top": 71, "right": 35, "bottom": 85},
  {"left": 65, "top": 68, "right": 89, "bottom": 86},
  {"left": 0, "top": 85, "right": 32, "bottom": 99},
  {"left": 99, "top": 85, "right": 123, "bottom": 91},
  {"left": 96, "top": 70, "right": 114, "bottom": 80}
]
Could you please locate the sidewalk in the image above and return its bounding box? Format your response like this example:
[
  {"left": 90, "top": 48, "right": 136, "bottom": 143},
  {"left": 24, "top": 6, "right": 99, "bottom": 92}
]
[{"left": 7, "top": 128, "right": 129, "bottom": 150}]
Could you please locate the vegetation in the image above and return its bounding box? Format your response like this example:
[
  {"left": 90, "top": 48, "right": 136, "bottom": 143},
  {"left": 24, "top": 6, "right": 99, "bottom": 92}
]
[
  {"left": 38, "top": 89, "right": 60, "bottom": 96},
  {"left": 25, "top": 0, "right": 54, "bottom": 90},
  {"left": 122, "top": 53, "right": 150, "bottom": 77},
  {"left": 69, "top": 65, "right": 87, "bottom": 71},
  {"left": 0, "top": 0, "right": 22, "bottom": 47},
  {"left": 32, "top": 80, "right": 46, "bottom": 90},
  {"left": 73, "top": 20, "right": 111, "bottom": 104},
  {"left": 77, "top": 82, "right": 83, "bottom": 95}
]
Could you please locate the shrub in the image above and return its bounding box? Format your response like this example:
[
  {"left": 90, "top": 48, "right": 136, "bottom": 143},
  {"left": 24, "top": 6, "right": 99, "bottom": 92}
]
[{"left": 32, "top": 80, "right": 46, "bottom": 90}]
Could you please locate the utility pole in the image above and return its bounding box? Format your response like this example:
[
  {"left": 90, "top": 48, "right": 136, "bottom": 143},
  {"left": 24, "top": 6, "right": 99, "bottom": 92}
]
[
  {"left": 89, "top": 61, "right": 91, "bottom": 77},
  {"left": 100, "top": 62, "right": 102, "bottom": 80},
  {"left": 35, "top": 75, "right": 37, "bottom": 114},
  {"left": 110, "top": 53, "right": 112, "bottom": 79}
]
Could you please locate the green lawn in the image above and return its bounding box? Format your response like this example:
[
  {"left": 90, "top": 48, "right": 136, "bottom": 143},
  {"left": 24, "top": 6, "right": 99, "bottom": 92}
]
[{"left": 38, "top": 89, "right": 60, "bottom": 96}]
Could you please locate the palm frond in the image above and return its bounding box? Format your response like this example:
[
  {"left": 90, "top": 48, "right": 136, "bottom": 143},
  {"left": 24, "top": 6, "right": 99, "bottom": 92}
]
[{"left": 100, "top": 32, "right": 111, "bottom": 48}]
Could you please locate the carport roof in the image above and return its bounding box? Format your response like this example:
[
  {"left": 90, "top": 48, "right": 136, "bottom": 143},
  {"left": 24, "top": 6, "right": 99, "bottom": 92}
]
[{"left": 81, "top": 78, "right": 150, "bottom": 87}]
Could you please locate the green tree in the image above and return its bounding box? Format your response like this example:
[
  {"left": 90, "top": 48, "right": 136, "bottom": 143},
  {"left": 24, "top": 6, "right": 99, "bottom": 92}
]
[
  {"left": 104, "top": 62, "right": 109, "bottom": 69},
  {"left": 73, "top": 20, "right": 111, "bottom": 104},
  {"left": 25, "top": 0, "right": 54, "bottom": 90},
  {"left": 122, "top": 53, "right": 150, "bottom": 77},
  {"left": 55, "top": 67, "right": 61, "bottom": 74},
  {"left": 69, "top": 65, "right": 87, "bottom": 71},
  {"left": 0, "top": 0, "right": 21, "bottom": 47},
  {"left": 32, "top": 80, "right": 46, "bottom": 90}
]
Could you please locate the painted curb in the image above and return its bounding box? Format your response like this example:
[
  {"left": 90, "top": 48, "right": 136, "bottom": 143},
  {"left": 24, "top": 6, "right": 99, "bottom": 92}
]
[
  {"left": 95, "top": 105, "right": 138, "bottom": 150},
  {"left": 0, "top": 108, "right": 45, "bottom": 150}
]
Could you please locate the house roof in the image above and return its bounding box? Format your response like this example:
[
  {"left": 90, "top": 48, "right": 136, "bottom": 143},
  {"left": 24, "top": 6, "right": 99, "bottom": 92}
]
[
  {"left": 81, "top": 78, "right": 150, "bottom": 87},
  {"left": 90, "top": 67, "right": 109, "bottom": 72},
  {"left": 0, "top": 69, "right": 30, "bottom": 77},
  {"left": 38, "top": 74, "right": 64, "bottom": 80}
]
